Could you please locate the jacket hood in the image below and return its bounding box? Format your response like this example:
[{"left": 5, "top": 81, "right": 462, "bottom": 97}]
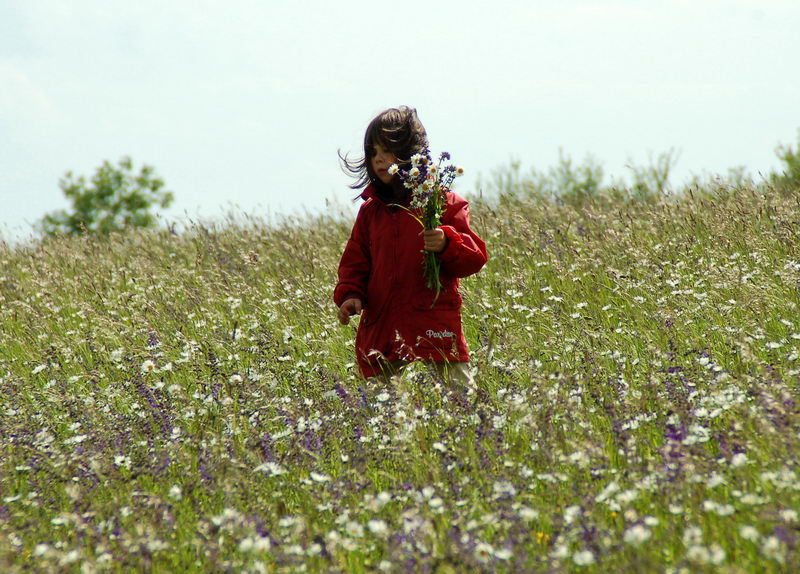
[{"left": 359, "top": 183, "right": 377, "bottom": 200}]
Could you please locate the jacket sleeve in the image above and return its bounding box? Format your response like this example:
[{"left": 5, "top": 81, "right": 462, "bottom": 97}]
[
  {"left": 436, "top": 195, "right": 488, "bottom": 278},
  {"left": 333, "top": 205, "right": 371, "bottom": 308}
]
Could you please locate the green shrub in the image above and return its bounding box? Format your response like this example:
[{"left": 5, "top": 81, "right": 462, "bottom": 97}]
[
  {"left": 771, "top": 129, "right": 800, "bottom": 193},
  {"left": 40, "top": 156, "right": 173, "bottom": 236}
]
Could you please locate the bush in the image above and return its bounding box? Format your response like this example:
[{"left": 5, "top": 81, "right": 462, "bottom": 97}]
[
  {"left": 771, "top": 129, "right": 800, "bottom": 193},
  {"left": 40, "top": 156, "right": 173, "bottom": 236}
]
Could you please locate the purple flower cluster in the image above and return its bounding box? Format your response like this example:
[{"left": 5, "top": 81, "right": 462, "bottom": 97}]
[
  {"left": 387, "top": 150, "right": 464, "bottom": 301},
  {"left": 389, "top": 150, "right": 463, "bottom": 212}
]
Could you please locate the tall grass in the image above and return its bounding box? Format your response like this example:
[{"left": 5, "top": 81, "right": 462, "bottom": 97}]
[{"left": 1, "top": 180, "right": 799, "bottom": 572}]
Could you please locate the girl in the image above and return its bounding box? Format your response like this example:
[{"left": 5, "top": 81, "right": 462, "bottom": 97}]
[{"left": 334, "top": 106, "right": 487, "bottom": 384}]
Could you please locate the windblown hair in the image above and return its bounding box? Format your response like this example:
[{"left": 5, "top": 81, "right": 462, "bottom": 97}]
[{"left": 339, "top": 106, "right": 429, "bottom": 190}]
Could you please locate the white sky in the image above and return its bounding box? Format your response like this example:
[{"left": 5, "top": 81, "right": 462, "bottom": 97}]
[{"left": 2, "top": 0, "right": 799, "bottom": 240}]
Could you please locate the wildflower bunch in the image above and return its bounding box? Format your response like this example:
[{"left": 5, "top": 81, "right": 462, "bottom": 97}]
[{"left": 388, "top": 150, "right": 464, "bottom": 304}]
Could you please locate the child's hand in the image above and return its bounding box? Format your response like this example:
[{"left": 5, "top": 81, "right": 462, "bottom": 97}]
[
  {"left": 338, "top": 298, "right": 362, "bottom": 325},
  {"left": 421, "top": 228, "right": 447, "bottom": 253}
]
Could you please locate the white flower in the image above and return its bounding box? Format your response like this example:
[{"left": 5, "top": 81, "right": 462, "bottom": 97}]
[
  {"left": 278, "top": 516, "right": 297, "bottom": 528},
  {"left": 410, "top": 154, "right": 423, "bottom": 167},
  {"left": 683, "top": 424, "right": 710, "bottom": 445},
  {"left": 741, "top": 493, "right": 767, "bottom": 505},
  {"left": 643, "top": 516, "right": 659, "bottom": 526},
  {"left": 686, "top": 545, "right": 710, "bottom": 564},
  {"left": 703, "top": 500, "right": 735, "bottom": 516},
  {"left": 428, "top": 164, "right": 439, "bottom": 175},
  {"left": 709, "top": 544, "right": 726, "bottom": 565},
  {"left": 388, "top": 164, "right": 399, "bottom": 175},
  {"left": 306, "top": 543, "right": 322, "bottom": 556},
  {"left": 683, "top": 526, "right": 703, "bottom": 546},
  {"left": 474, "top": 542, "right": 494, "bottom": 563},
  {"left": 493, "top": 481, "right": 517, "bottom": 498},
  {"left": 494, "top": 548, "right": 513, "bottom": 560},
  {"left": 623, "top": 524, "right": 651, "bottom": 545},
  {"left": 368, "top": 519, "right": 388, "bottom": 536},
  {"left": 168, "top": 485, "right": 182, "bottom": 500},
  {"left": 254, "top": 462, "right": 286, "bottom": 476},
  {"left": 345, "top": 521, "right": 364, "bottom": 538},
  {"left": 731, "top": 452, "right": 748, "bottom": 467},
  {"left": 455, "top": 166, "right": 465, "bottom": 176},
  {"left": 573, "top": 549, "right": 596, "bottom": 565},
  {"left": 229, "top": 374, "right": 243, "bottom": 384},
  {"left": 59, "top": 550, "right": 81, "bottom": 566},
  {"left": 739, "top": 525, "right": 760, "bottom": 541},
  {"left": 596, "top": 481, "right": 620, "bottom": 503},
  {"left": 64, "top": 434, "right": 87, "bottom": 444},
  {"left": 140, "top": 359, "right": 156, "bottom": 373},
  {"left": 238, "top": 537, "right": 254, "bottom": 552},
  {"left": 370, "top": 491, "right": 392, "bottom": 510},
  {"left": 409, "top": 167, "right": 420, "bottom": 178},
  {"left": 114, "top": 455, "right": 131, "bottom": 469},
  {"left": 564, "top": 505, "right": 582, "bottom": 524},
  {"left": 310, "top": 471, "right": 331, "bottom": 483},
  {"left": 717, "top": 504, "right": 735, "bottom": 516},
  {"left": 761, "top": 535, "right": 785, "bottom": 563}
]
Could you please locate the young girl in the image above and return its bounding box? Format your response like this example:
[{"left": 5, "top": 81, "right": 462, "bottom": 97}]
[{"left": 334, "top": 106, "right": 487, "bottom": 384}]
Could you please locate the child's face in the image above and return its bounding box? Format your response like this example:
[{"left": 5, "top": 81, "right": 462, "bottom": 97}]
[{"left": 370, "top": 143, "right": 399, "bottom": 184}]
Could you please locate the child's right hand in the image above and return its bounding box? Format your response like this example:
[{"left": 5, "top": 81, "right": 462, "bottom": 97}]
[{"left": 338, "top": 298, "right": 363, "bottom": 325}]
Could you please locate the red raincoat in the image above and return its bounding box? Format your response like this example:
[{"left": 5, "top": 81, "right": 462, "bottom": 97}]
[{"left": 334, "top": 184, "right": 488, "bottom": 378}]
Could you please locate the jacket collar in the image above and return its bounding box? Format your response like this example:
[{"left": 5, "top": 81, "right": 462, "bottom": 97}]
[{"left": 360, "top": 183, "right": 411, "bottom": 207}]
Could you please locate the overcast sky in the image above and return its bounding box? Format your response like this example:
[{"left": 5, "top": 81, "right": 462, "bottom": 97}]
[{"left": 2, "top": 0, "right": 799, "bottom": 241}]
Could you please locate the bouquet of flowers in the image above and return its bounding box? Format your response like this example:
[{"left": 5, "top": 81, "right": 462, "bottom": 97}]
[{"left": 388, "top": 150, "right": 464, "bottom": 306}]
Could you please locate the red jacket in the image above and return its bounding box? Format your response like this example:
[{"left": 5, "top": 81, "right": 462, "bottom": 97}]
[{"left": 334, "top": 184, "right": 488, "bottom": 378}]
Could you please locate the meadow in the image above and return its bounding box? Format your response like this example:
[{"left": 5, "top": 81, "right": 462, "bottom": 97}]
[{"left": 1, "top": 173, "right": 799, "bottom": 572}]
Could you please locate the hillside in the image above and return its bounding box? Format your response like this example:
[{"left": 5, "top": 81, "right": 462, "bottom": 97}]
[{"left": 1, "top": 184, "right": 799, "bottom": 572}]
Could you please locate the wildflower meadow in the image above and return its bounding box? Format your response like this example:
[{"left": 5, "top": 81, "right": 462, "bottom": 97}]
[{"left": 1, "top": 176, "right": 799, "bottom": 572}]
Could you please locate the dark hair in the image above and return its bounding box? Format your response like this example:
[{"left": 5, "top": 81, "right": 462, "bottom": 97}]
[{"left": 339, "top": 106, "right": 429, "bottom": 190}]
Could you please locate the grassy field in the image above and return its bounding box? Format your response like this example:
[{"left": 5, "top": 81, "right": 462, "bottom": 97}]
[{"left": 1, "top": 181, "right": 799, "bottom": 572}]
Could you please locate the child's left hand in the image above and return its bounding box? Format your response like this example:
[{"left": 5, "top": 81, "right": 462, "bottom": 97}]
[{"left": 421, "top": 228, "right": 447, "bottom": 253}]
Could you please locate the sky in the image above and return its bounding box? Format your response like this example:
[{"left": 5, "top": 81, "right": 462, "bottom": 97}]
[{"left": 2, "top": 0, "right": 799, "bottom": 241}]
